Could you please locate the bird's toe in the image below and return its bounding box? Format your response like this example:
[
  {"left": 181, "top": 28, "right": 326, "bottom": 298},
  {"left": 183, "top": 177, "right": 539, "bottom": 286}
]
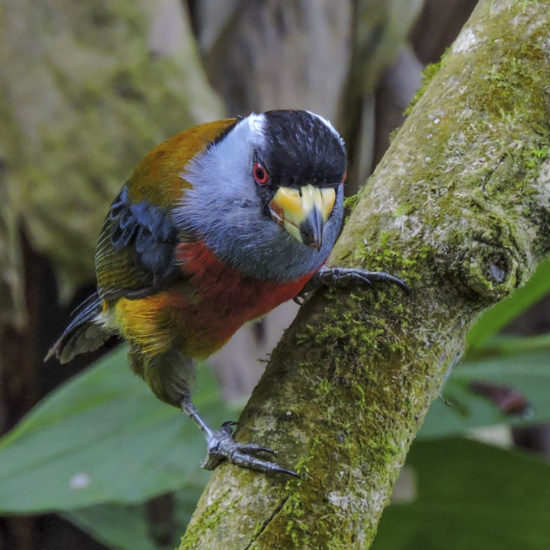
[{"left": 203, "top": 425, "right": 297, "bottom": 477}]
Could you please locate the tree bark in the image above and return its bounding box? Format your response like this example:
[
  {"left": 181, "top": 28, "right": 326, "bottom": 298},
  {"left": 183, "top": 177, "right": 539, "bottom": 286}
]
[{"left": 179, "top": 1, "right": 550, "bottom": 547}]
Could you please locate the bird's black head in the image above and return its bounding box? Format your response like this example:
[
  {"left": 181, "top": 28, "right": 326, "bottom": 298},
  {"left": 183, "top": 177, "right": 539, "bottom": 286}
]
[
  {"left": 259, "top": 110, "right": 346, "bottom": 188},
  {"left": 252, "top": 110, "right": 347, "bottom": 250}
]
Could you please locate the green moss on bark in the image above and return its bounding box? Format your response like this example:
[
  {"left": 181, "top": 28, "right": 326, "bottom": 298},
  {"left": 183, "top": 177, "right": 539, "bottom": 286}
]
[{"left": 403, "top": 56, "right": 445, "bottom": 115}]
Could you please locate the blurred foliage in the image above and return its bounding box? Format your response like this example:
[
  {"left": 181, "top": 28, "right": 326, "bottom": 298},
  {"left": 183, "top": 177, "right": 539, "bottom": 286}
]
[
  {"left": 0, "top": 347, "right": 234, "bottom": 514},
  {"left": 420, "top": 352, "right": 550, "bottom": 439},
  {"left": 63, "top": 503, "right": 165, "bottom": 550},
  {"left": 350, "top": 0, "right": 423, "bottom": 96},
  {"left": 200, "top": 0, "right": 352, "bottom": 118},
  {"left": 62, "top": 489, "right": 200, "bottom": 550},
  {"left": 0, "top": 0, "right": 223, "bottom": 324},
  {"left": 373, "top": 438, "right": 550, "bottom": 550},
  {"left": 467, "top": 257, "right": 550, "bottom": 348}
]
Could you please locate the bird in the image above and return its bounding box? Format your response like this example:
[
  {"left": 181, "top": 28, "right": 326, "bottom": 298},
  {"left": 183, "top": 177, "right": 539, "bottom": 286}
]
[{"left": 46, "top": 110, "right": 407, "bottom": 476}]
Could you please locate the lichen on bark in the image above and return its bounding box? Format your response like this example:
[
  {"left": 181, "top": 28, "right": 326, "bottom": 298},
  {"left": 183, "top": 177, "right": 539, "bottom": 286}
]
[{"left": 180, "top": 1, "right": 550, "bottom": 548}]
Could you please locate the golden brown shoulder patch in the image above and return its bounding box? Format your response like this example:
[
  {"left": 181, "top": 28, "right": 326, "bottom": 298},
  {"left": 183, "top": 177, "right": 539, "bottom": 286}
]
[{"left": 128, "top": 118, "right": 238, "bottom": 206}]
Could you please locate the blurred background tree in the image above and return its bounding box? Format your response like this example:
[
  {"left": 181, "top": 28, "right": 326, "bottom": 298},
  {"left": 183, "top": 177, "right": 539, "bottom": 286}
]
[{"left": 1, "top": 0, "right": 549, "bottom": 548}]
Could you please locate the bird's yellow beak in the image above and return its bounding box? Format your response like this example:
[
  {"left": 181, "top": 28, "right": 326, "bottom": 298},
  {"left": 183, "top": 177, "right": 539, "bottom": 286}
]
[{"left": 268, "top": 184, "right": 336, "bottom": 251}]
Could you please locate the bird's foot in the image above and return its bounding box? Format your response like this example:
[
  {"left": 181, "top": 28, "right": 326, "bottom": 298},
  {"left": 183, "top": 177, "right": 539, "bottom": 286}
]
[
  {"left": 182, "top": 395, "right": 297, "bottom": 476},
  {"left": 202, "top": 421, "right": 298, "bottom": 477},
  {"left": 317, "top": 267, "right": 410, "bottom": 293},
  {"left": 295, "top": 266, "right": 409, "bottom": 304}
]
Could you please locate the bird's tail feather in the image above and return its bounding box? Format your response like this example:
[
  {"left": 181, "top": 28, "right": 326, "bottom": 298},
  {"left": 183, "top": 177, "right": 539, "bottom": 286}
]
[{"left": 45, "top": 292, "right": 109, "bottom": 363}]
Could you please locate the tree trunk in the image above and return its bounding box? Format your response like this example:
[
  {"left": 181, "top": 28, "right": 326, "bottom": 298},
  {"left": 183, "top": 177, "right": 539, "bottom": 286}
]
[{"left": 179, "top": 0, "right": 550, "bottom": 547}]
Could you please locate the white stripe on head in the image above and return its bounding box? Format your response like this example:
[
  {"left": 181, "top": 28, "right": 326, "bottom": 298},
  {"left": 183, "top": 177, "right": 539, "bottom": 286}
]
[
  {"left": 180, "top": 112, "right": 266, "bottom": 191},
  {"left": 247, "top": 112, "right": 266, "bottom": 139}
]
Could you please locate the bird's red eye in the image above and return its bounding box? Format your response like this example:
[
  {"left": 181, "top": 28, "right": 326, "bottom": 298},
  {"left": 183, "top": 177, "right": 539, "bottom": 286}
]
[{"left": 253, "top": 162, "right": 269, "bottom": 185}]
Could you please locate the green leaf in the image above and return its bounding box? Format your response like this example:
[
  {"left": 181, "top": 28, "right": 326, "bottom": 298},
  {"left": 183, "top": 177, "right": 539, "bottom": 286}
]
[
  {"left": 373, "top": 438, "right": 550, "bottom": 550},
  {"left": 62, "top": 486, "right": 203, "bottom": 550},
  {"left": 62, "top": 504, "right": 161, "bottom": 550},
  {"left": 419, "top": 351, "right": 550, "bottom": 438},
  {"left": 0, "top": 346, "right": 235, "bottom": 514},
  {"left": 467, "top": 256, "right": 550, "bottom": 348},
  {"left": 468, "top": 333, "right": 550, "bottom": 358}
]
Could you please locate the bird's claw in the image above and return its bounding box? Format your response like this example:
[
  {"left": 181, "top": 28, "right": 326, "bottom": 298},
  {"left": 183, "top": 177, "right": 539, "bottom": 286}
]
[
  {"left": 295, "top": 266, "right": 409, "bottom": 304},
  {"left": 319, "top": 267, "right": 409, "bottom": 294},
  {"left": 221, "top": 420, "right": 238, "bottom": 433},
  {"left": 202, "top": 423, "right": 298, "bottom": 477}
]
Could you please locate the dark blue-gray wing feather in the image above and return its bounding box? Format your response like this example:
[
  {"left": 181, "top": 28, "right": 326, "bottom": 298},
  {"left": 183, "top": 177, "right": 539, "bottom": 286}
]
[{"left": 96, "top": 185, "right": 183, "bottom": 300}]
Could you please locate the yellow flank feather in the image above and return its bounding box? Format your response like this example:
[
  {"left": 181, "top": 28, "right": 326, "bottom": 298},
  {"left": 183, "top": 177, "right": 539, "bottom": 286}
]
[
  {"left": 128, "top": 118, "right": 238, "bottom": 206},
  {"left": 112, "top": 294, "right": 174, "bottom": 356}
]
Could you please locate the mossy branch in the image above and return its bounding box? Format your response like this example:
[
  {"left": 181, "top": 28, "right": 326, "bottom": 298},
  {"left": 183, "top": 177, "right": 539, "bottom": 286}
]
[{"left": 179, "top": 1, "right": 550, "bottom": 548}]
